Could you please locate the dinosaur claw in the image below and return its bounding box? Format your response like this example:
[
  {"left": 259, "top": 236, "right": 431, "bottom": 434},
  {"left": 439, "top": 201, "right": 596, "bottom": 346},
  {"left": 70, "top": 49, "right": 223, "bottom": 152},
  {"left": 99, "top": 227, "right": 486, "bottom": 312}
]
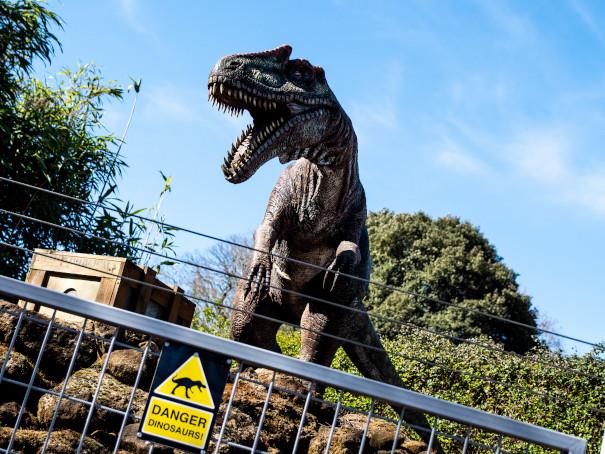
[{"left": 330, "top": 271, "right": 340, "bottom": 292}]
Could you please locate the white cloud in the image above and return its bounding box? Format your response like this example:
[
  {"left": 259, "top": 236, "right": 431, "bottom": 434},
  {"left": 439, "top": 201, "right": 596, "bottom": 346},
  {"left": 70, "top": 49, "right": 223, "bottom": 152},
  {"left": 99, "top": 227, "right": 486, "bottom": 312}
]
[
  {"left": 115, "top": 0, "right": 155, "bottom": 39},
  {"left": 347, "top": 59, "right": 404, "bottom": 146},
  {"left": 144, "top": 87, "right": 200, "bottom": 121},
  {"left": 432, "top": 118, "right": 605, "bottom": 218},
  {"left": 507, "top": 130, "right": 570, "bottom": 183},
  {"left": 436, "top": 139, "right": 490, "bottom": 175},
  {"left": 437, "top": 150, "right": 488, "bottom": 175},
  {"left": 568, "top": 0, "right": 605, "bottom": 46},
  {"left": 568, "top": 171, "right": 605, "bottom": 215}
]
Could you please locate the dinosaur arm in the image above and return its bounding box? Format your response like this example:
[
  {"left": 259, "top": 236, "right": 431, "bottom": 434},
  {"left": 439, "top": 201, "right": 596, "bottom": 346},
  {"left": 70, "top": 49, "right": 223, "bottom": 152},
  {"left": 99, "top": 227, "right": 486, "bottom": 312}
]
[
  {"left": 323, "top": 203, "right": 367, "bottom": 291},
  {"left": 245, "top": 175, "right": 292, "bottom": 297}
]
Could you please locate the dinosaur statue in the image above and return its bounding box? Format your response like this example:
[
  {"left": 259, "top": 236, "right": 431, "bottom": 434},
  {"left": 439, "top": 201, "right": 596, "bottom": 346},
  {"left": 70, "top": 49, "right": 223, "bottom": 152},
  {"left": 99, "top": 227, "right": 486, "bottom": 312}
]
[{"left": 208, "top": 45, "right": 441, "bottom": 450}]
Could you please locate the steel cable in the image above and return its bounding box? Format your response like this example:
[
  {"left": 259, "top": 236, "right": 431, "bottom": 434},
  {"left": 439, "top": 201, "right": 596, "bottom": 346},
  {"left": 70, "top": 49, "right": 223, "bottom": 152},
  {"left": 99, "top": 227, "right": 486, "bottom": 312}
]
[
  {"left": 1, "top": 206, "right": 603, "bottom": 384},
  {"left": 1, "top": 241, "right": 604, "bottom": 417},
  {"left": 0, "top": 176, "right": 599, "bottom": 349}
]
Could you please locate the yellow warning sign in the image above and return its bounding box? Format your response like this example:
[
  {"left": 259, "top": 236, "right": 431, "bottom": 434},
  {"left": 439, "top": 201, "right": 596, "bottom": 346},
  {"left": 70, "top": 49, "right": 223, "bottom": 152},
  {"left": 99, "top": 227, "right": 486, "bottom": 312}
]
[
  {"left": 141, "top": 396, "right": 213, "bottom": 450},
  {"left": 154, "top": 353, "right": 215, "bottom": 409}
]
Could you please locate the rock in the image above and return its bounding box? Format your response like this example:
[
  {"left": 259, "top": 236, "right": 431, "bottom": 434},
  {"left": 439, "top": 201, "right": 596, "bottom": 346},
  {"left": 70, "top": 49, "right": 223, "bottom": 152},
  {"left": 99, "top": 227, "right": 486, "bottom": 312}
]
[
  {"left": 0, "top": 427, "right": 105, "bottom": 453},
  {"left": 0, "top": 301, "right": 98, "bottom": 379},
  {"left": 90, "top": 429, "right": 117, "bottom": 449},
  {"left": 118, "top": 423, "right": 173, "bottom": 453},
  {"left": 308, "top": 425, "right": 364, "bottom": 454},
  {"left": 0, "top": 401, "right": 35, "bottom": 428},
  {"left": 37, "top": 365, "right": 148, "bottom": 434},
  {"left": 0, "top": 344, "right": 53, "bottom": 397},
  {"left": 92, "top": 322, "right": 153, "bottom": 351},
  {"left": 400, "top": 440, "right": 432, "bottom": 454},
  {"left": 340, "top": 412, "right": 402, "bottom": 451},
  {"left": 102, "top": 348, "right": 157, "bottom": 388},
  {"left": 255, "top": 367, "right": 313, "bottom": 396},
  {"left": 210, "top": 369, "right": 319, "bottom": 453}
]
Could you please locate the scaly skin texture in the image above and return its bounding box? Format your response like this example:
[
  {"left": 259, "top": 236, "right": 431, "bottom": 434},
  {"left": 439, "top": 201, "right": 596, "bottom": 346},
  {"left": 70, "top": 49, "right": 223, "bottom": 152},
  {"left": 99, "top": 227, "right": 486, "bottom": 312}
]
[{"left": 208, "top": 45, "right": 441, "bottom": 450}]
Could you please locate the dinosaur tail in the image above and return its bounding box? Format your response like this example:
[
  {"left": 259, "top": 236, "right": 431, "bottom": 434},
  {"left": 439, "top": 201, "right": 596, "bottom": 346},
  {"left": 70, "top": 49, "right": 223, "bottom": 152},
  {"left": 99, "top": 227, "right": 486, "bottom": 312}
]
[{"left": 342, "top": 301, "right": 444, "bottom": 453}]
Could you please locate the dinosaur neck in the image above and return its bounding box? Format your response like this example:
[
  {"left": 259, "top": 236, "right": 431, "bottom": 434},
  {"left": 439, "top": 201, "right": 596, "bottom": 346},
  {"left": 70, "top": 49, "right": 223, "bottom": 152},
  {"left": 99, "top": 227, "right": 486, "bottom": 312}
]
[
  {"left": 296, "top": 111, "right": 360, "bottom": 215},
  {"left": 318, "top": 109, "right": 360, "bottom": 190}
]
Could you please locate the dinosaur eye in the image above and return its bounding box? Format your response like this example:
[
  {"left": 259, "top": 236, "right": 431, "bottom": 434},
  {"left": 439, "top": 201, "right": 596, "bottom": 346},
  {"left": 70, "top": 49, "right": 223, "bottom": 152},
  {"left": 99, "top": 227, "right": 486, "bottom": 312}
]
[{"left": 287, "top": 62, "right": 314, "bottom": 86}]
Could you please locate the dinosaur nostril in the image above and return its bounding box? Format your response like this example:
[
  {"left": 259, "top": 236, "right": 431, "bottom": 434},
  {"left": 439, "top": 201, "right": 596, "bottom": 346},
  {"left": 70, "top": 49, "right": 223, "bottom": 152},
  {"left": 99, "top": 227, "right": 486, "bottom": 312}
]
[{"left": 226, "top": 60, "right": 241, "bottom": 71}]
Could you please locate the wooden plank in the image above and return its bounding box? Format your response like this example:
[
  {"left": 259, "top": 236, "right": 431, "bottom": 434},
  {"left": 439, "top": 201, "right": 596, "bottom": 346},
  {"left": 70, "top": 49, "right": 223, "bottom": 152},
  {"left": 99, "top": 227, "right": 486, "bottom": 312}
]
[{"left": 30, "top": 251, "right": 126, "bottom": 278}]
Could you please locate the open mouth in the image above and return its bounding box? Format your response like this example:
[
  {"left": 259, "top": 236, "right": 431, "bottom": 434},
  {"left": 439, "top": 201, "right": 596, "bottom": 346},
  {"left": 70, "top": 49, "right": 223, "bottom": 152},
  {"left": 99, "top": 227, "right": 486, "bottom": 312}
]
[{"left": 208, "top": 75, "right": 326, "bottom": 183}]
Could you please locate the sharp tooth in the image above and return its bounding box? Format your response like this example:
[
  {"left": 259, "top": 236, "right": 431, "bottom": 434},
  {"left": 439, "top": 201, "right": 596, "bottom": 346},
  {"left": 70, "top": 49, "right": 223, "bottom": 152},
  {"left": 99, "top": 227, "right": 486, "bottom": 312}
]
[
  {"left": 253, "top": 98, "right": 257, "bottom": 107},
  {"left": 227, "top": 88, "right": 232, "bottom": 96},
  {"left": 213, "top": 84, "right": 219, "bottom": 96},
  {"left": 220, "top": 83, "right": 224, "bottom": 95},
  {"left": 272, "top": 102, "right": 277, "bottom": 109},
  {"left": 243, "top": 94, "right": 248, "bottom": 103}
]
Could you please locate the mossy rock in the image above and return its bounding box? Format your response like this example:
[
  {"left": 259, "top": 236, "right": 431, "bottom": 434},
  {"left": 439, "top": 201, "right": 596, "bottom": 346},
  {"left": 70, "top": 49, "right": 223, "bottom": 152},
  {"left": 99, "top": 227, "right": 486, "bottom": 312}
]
[
  {"left": 210, "top": 369, "right": 319, "bottom": 453},
  {"left": 101, "top": 347, "right": 157, "bottom": 388},
  {"left": 0, "top": 427, "right": 106, "bottom": 453},
  {"left": 117, "top": 423, "right": 173, "bottom": 453},
  {"left": 0, "top": 344, "right": 54, "bottom": 401},
  {"left": 0, "top": 301, "right": 98, "bottom": 379},
  {"left": 0, "top": 401, "right": 36, "bottom": 429},
  {"left": 37, "top": 365, "right": 148, "bottom": 434}
]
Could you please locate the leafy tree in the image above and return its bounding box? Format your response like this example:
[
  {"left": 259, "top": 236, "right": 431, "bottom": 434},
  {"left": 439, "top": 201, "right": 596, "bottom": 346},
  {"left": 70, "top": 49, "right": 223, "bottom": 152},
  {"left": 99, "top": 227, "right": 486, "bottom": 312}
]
[
  {"left": 0, "top": 0, "right": 173, "bottom": 278},
  {"left": 366, "top": 210, "right": 538, "bottom": 353}
]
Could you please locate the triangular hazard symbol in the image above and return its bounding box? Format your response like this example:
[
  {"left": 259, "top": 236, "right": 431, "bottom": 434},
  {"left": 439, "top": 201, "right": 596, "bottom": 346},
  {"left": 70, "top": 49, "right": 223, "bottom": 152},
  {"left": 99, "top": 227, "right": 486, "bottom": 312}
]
[{"left": 154, "top": 353, "right": 215, "bottom": 409}]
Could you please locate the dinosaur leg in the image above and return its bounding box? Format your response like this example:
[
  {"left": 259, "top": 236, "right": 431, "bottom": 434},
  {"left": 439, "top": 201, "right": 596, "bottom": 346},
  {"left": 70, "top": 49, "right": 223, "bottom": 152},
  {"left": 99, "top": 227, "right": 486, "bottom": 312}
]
[
  {"left": 299, "top": 301, "right": 342, "bottom": 366},
  {"left": 230, "top": 284, "right": 282, "bottom": 353},
  {"left": 306, "top": 263, "right": 443, "bottom": 453},
  {"left": 340, "top": 300, "right": 443, "bottom": 453}
]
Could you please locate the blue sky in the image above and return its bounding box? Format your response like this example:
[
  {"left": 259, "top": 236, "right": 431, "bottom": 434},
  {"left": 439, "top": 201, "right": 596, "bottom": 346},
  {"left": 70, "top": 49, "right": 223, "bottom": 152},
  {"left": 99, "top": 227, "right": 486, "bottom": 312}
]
[{"left": 40, "top": 0, "right": 604, "bottom": 350}]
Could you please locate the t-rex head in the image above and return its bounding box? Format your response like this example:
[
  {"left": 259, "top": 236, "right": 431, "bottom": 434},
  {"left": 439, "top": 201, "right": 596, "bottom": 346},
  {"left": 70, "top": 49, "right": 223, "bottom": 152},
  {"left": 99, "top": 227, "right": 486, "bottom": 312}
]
[{"left": 208, "top": 45, "right": 349, "bottom": 183}]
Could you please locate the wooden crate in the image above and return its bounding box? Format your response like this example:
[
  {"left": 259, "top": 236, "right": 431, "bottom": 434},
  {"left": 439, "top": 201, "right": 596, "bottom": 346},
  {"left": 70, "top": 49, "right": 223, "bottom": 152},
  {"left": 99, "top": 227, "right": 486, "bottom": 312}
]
[{"left": 19, "top": 249, "right": 195, "bottom": 327}]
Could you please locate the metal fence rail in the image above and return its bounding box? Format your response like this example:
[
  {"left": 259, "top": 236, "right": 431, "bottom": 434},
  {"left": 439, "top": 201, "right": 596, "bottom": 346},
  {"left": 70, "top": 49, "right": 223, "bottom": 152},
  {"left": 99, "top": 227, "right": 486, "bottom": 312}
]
[{"left": 0, "top": 275, "right": 587, "bottom": 454}]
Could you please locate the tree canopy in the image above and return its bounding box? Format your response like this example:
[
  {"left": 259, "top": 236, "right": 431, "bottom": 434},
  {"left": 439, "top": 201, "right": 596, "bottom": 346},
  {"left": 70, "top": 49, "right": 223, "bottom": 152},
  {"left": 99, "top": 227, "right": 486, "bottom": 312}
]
[
  {"left": 0, "top": 0, "right": 170, "bottom": 278},
  {"left": 366, "top": 210, "right": 538, "bottom": 353}
]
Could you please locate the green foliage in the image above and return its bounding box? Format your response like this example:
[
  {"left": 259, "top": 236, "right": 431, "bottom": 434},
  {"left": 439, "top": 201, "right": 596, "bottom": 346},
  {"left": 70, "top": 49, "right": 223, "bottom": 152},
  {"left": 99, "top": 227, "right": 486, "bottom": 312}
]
[
  {"left": 366, "top": 210, "right": 538, "bottom": 353},
  {"left": 192, "top": 303, "right": 231, "bottom": 338},
  {"left": 0, "top": 0, "right": 60, "bottom": 101},
  {"left": 277, "top": 327, "right": 605, "bottom": 453},
  {"left": 0, "top": 0, "right": 175, "bottom": 278}
]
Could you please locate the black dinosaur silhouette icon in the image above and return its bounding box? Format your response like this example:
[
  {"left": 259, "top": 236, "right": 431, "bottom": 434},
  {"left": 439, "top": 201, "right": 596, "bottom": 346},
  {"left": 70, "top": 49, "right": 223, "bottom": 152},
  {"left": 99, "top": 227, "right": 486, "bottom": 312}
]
[{"left": 170, "top": 375, "right": 207, "bottom": 399}]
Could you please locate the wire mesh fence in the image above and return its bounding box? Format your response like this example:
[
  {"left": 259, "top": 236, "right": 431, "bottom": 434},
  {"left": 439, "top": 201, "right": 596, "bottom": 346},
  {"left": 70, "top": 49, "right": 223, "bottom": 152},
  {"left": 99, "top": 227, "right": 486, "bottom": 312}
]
[
  {"left": 0, "top": 177, "right": 602, "bottom": 452},
  {"left": 0, "top": 275, "right": 588, "bottom": 454}
]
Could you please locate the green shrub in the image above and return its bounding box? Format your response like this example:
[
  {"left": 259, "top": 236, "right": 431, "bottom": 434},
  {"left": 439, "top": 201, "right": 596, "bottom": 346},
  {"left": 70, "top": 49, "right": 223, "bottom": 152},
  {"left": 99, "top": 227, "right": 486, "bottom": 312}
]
[{"left": 278, "top": 326, "right": 605, "bottom": 452}]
